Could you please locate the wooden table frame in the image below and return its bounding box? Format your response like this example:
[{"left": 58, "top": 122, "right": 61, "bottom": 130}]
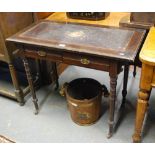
[
  {"left": 7, "top": 20, "right": 146, "bottom": 138},
  {"left": 20, "top": 48, "right": 129, "bottom": 138}
]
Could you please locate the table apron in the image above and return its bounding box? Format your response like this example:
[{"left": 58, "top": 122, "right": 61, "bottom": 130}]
[
  {"left": 20, "top": 47, "right": 126, "bottom": 73},
  {"left": 63, "top": 52, "right": 110, "bottom": 71},
  {"left": 23, "top": 49, "right": 63, "bottom": 63}
]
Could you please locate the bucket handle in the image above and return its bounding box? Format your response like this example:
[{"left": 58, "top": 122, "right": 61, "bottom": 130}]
[
  {"left": 59, "top": 82, "right": 69, "bottom": 97},
  {"left": 102, "top": 84, "right": 109, "bottom": 97}
]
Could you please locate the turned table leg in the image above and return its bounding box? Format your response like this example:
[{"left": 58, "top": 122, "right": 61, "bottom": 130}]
[
  {"left": 133, "top": 65, "right": 137, "bottom": 77},
  {"left": 22, "top": 56, "right": 39, "bottom": 115},
  {"left": 132, "top": 64, "right": 153, "bottom": 142},
  {"left": 122, "top": 65, "right": 129, "bottom": 108},
  {"left": 107, "top": 64, "right": 118, "bottom": 138},
  {"left": 132, "top": 90, "right": 150, "bottom": 142},
  {"left": 53, "top": 62, "right": 59, "bottom": 90},
  {"left": 50, "top": 62, "right": 59, "bottom": 90},
  {"left": 8, "top": 62, "right": 24, "bottom": 104}
]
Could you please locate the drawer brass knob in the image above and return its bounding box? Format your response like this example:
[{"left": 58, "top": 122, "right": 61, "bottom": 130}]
[
  {"left": 80, "top": 58, "right": 90, "bottom": 65},
  {"left": 37, "top": 51, "right": 46, "bottom": 57}
]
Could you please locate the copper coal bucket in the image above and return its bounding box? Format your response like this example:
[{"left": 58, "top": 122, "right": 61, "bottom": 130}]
[{"left": 60, "top": 78, "right": 109, "bottom": 126}]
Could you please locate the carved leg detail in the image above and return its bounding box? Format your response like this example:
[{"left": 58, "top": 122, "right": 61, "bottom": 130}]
[
  {"left": 122, "top": 65, "right": 129, "bottom": 108},
  {"left": 107, "top": 76, "right": 117, "bottom": 138},
  {"left": 132, "top": 90, "right": 150, "bottom": 142},
  {"left": 9, "top": 63, "right": 24, "bottom": 105},
  {"left": 132, "top": 63, "right": 153, "bottom": 142},
  {"left": 22, "top": 57, "right": 39, "bottom": 114}
]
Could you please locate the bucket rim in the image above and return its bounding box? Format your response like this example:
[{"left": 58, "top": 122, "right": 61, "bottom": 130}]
[
  {"left": 66, "top": 78, "right": 103, "bottom": 102},
  {"left": 66, "top": 91, "right": 102, "bottom": 103}
]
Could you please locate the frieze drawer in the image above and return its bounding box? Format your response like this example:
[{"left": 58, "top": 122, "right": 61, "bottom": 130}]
[
  {"left": 24, "top": 50, "right": 63, "bottom": 62},
  {"left": 63, "top": 52, "right": 109, "bottom": 71}
]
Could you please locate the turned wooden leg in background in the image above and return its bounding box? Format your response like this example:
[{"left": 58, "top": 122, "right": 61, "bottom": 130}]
[
  {"left": 22, "top": 57, "right": 39, "bottom": 114},
  {"left": 132, "top": 90, "right": 150, "bottom": 142},
  {"left": 133, "top": 64, "right": 153, "bottom": 142},
  {"left": 53, "top": 62, "right": 59, "bottom": 90},
  {"left": 9, "top": 63, "right": 24, "bottom": 105},
  {"left": 122, "top": 65, "right": 129, "bottom": 108},
  {"left": 50, "top": 62, "right": 59, "bottom": 90},
  {"left": 107, "top": 64, "right": 118, "bottom": 138},
  {"left": 133, "top": 65, "right": 137, "bottom": 77}
]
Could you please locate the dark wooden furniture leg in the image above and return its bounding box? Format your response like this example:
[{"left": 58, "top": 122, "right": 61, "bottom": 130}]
[
  {"left": 107, "top": 63, "right": 118, "bottom": 138},
  {"left": 8, "top": 62, "right": 24, "bottom": 104},
  {"left": 132, "top": 64, "right": 153, "bottom": 142},
  {"left": 49, "top": 62, "right": 59, "bottom": 90},
  {"left": 122, "top": 65, "right": 129, "bottom": 107},
  {"left": 22, "top": 56, "right": 39, "bottom": 114},
  {"left": 53, "top": 62, "right": 59, "bottom": 90},
  {"left": 133, "top": 64, "right": 137, "bottom": 77}
]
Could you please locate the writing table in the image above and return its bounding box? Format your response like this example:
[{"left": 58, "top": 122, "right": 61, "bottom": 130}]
[{"left": 6, "top": 20, "right": 146, "bottom": 138}]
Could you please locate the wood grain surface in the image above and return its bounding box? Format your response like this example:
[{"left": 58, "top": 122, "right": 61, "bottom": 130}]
[{"left": 140, "top": 27, "right": 155, "bottom": 65}]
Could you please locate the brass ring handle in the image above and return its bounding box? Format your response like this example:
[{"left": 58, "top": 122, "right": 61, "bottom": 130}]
[
  {"left": 80, "top": 58, "right": 90, "bottom": 65},
  {"left": 37, "top": 51, "right": 46, "bottom": 57}
]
